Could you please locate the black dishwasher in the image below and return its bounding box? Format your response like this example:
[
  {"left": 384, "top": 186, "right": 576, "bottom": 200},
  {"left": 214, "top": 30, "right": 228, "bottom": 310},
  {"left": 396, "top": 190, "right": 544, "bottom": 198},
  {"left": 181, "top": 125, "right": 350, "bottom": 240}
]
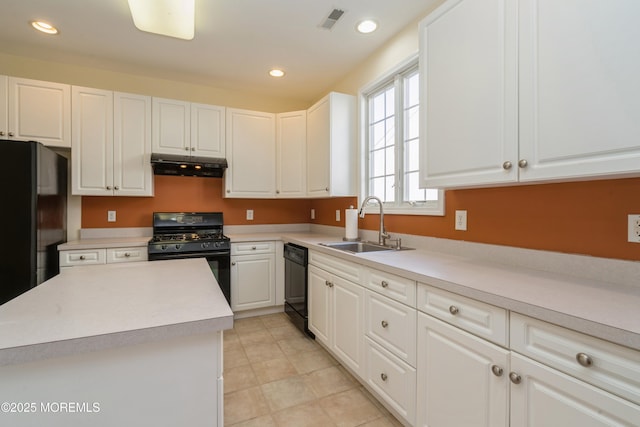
[{"left": 283, "top": 243, "right": 314, "bottom": 338}]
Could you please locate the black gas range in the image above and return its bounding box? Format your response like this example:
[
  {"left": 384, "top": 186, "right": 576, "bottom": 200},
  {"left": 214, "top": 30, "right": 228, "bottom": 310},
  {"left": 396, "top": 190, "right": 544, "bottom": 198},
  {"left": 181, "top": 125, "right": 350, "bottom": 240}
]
[{"left": 148, "top": 212, "right": 231, "bottom": 304}]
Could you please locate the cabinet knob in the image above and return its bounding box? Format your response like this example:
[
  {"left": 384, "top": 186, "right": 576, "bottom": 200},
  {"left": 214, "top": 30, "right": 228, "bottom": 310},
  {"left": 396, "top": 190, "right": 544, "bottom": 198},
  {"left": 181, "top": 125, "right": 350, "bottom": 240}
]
[
  {"left": 325, "top": 280, "right": 331, "bottom": 287},
  {"left": 227, "top": 189, "right": 230, "bottom": 193},
  {"left": 276, "top": 190, "right": 280, "bottom": 194},
  {"left": 380, "top": 373, "right": 388, "bottom": 381},
  {"left": 191, "top": 147, "right": 195, "bottom": 151},
  {"left": 231, "top": 262, "right": 236, "bottom": 266},
  {"left": 381, "top": 320, "right": 388, "bottom": 328},
  {"left": 79, "top": 255, "right": 85, "bottom": 260},
  {"left": 449, "top": 305, "right": 459, "bottom": 315},
  {"left": 106, "top": 186, "right": 112, "bottom": 190},
  {"left": 502, "top": 161, "right": 512, "bottom": 170},
  {"left": 576, "top": 352, "right": 593, "bottom": 367},
  {"left": 124, "top": 252, "right": 131, "bottom": 258},
  {"left": 114, "top": 186, "right": 119, "bottom": 190},
  {"left": 381, "top": 280, "right": 389, "bottom": 288},
  {"left": 8, "top": 132, "right": 14, "bottom": 137},
  {"left": 325, "top": 187, "right": 329, "bottom": 192},
  {"left": 491, "top": 365, "right": 504, "bottom": 377},
  {"left": 328, "top": 282, "right": 334, "bottom": 288},
  {"left": 509, "top": 372, "right": 522, "bottom": 384},
  {"left": 518, "top": 159, "right": 528, "bottom": 168},
  {"left": 0, "top": 131, "right": 4, "bottom": 136},
  {"left": 185, "top": 147, "right": 190, "bottom": 151},
  {"left": 252, "top": 246, "right": 257, "bottom": 250}
]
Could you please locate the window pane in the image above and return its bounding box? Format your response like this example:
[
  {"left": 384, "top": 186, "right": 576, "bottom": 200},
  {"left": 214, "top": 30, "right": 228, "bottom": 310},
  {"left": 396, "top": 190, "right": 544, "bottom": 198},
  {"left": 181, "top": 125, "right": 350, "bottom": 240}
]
[
  {"left": 405, "top": 71, "right": 419, "bottom": 107},
  {"left": 385, "top": 175, "right": 395, "bottom": 203},
  {"left": 405, "top": 139, "right": 419, "bottom": 172},
  {"left": 372, "top": 92, "right": 386, "bottom": 122},
  {"left": 385, "top": 87, "right": 395, "bottom": 117},
  {"left": 371, "top": 177, "right": 385, "bottom": 200},
  {"left": 385, "top": 146, "right": 395, "bottom": 175},
  {"left": 372, "top": 121, "right": 386, "bottom": 149},
  {"left": 371, "top": 148, "right": 385, "bottom": 177},
  {"left": 405, "top": 105, "right": 419, "bottom": 141},
  {"left": 405, "top": 171, "right": 425, "bottom": 202},
  {"left": 384, "top": 117, "right": 395, "bottom": 148}
]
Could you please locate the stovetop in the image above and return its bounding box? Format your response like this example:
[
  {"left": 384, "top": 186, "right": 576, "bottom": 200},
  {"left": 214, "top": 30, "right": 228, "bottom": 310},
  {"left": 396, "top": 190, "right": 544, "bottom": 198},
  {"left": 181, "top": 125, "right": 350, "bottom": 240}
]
[
  {"left": 148, "top": 212, "right": 230, "bottom": 255},
  {"left": 149, "top": 231, "right": 227, "bottom": 244}
]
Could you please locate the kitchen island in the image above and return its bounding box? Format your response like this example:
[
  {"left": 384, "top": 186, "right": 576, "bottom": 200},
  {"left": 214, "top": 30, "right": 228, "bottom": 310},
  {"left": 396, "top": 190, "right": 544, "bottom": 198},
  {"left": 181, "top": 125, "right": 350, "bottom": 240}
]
[{"left": 0, "top": 258, "right": 233, "bottom": 427}]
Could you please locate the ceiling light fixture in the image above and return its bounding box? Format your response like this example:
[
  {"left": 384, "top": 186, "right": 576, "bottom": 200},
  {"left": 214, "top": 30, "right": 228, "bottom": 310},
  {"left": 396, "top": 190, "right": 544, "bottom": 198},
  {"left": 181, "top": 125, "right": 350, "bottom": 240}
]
[
  {"left": 31, "top": 21, "right": 59, "bottom": 35},
  {"left": 356, "top": 19, "right": 378, "bottom": 34},
  {"left": 127, "top": 0, "right": 195, "bottom": 40},
  {"left": 269, "top": 69, "right": 285, "bottom": 78}
]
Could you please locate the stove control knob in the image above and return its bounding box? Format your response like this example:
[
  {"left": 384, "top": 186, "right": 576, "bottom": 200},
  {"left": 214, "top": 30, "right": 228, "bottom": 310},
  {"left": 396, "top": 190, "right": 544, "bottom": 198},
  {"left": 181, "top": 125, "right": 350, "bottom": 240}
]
[
  {"left": 175, "top": 244, "right": 181, "bottom": 250},
  {"left": 161, "top": 245, "right": 168, "bottom": 250},
  {"left": 202, "top": 242, "right": 210, "bottom": 249},
  {"left": 214, "top": 241, "right": 221, "bottom": 248}
]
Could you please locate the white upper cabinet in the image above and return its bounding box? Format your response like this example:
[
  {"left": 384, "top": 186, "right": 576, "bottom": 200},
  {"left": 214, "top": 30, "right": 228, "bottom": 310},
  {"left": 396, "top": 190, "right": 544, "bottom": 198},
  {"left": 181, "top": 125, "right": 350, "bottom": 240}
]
[
  {"left": 225, "top": 108, "right": 276, "bottom": 198},
  {"left": 419, "top": 0, "right": 518, "bottom": 188},
  {"left": 419, "top": 0, "right": 640, "bottom": 188},
  {"left": 518, "top": 0, "right": 640, "bottom": 182},
  {"left": 306, "top": 92, "right": 356, "bottom": 197},
  {"left": 191, "top": 102, "right": 225, "bottom": 158},
  {"left": 72, "top": 86, "right": 152, "bottom": 196},
  {"left": 152, "top": 97, "right": 225, "bottom": 158},
  {"left": 4, "top": 77, "right": 71, "bottom": 148},
  {"left": 276, "top": 110, "right": 306, "bottom": 198}
]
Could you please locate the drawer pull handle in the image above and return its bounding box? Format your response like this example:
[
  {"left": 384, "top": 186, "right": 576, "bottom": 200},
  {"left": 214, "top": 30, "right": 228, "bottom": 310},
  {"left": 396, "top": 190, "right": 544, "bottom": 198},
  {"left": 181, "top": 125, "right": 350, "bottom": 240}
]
[
  {"left": 79, "top": 255, "right": 86, "bottom": 260},
  {"left": 449, "top": 305, "right": 459, "bottom": 315},
  {"left": 509, "top": 372, "right": 522, "bottom": 385},
  {"left": 381, "top": 320, "right": 388, "bottom": 328},
  {"left": 491, "top": 365, "right": 503, "bottom": 377},
  {"left": 381, "top": 280, "right": 389, "bottom": 288},
  {"left": 380, "top": 373, "right": 387, "bottom": 381},
  {"left": 576, "top": 353, "right": 593, "bottom": 367}
]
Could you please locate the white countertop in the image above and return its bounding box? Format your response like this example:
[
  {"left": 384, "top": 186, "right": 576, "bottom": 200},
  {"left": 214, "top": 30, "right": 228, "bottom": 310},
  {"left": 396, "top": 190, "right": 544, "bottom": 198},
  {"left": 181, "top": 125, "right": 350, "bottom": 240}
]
[
  {"left": 0, "top": 258, "right": 233, "bottom": 366},
  {"left": 280, "top": 233, "right": 640, "bottom": 351},
  {"left": 58, "top": 236, "right": 150, "bottom": 250}
]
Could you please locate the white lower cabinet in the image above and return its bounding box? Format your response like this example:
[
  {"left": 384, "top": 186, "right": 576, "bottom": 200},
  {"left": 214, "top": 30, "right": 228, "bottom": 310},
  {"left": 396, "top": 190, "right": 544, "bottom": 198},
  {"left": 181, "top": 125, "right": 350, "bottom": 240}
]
[
  {"left": 417, "top": 312, "right": 509, "bottom": 427},
  {"left": 230, "top": 242, "right": 276, "bottom": 312},
  {"left": 365, "top": 337, "right": 416, "bottom": 424},
  {"left": 308, "top": 263, "right": 365, "bottom": 378}
]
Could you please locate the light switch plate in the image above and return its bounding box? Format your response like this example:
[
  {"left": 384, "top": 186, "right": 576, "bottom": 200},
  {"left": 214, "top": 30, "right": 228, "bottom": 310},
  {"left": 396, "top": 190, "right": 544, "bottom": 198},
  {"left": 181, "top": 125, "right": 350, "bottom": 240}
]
[
  {"left": 107, "top": 210, "right": 116, "bottom": 222},
  {"left": 311, "top": 209, "right": 316, "bottom": 220},
  {"left": 455, "top": 210, "right": 467, "bottom": 231},
  {"left": 335, "top": 210, "right": 340, "bottom": 222},
  {"left": 628, "top": 214, "right": 640, "bottom": 243},
  {"left": 246, "top": 210, "right": 254, "bottom": 221}
]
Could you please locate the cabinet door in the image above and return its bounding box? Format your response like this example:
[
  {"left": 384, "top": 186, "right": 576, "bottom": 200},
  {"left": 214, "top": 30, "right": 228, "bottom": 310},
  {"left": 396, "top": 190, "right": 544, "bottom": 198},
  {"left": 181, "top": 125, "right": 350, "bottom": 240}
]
[
  {"left": 276, "top": 110, "right": 306, "bottom": 198},
  {"left": 306, "top": 95, "right": 331, "bottom": 197},
  {"left": 152, "top": 98, "right": 190, "bottom": 155},
  {"left": 191, "top": 103, "right": 225, "bottom": 158},
  {"left": 417, "top": 312, "right": 509, "bottom": 427},
  {"left": 230, "top": 253, "right": 275, "bottom": 311},
  {"left": 0, "top": 75, "right": 6, "bottom": 137},
  {"left": 225, "top": 108, "right": 276, "bottom": 198},
  {"left": 518, "top": 0, "right": 640, "bottom": 182},
  {"left": 332, "top": 275, "right": 365, "bottom": 377},
  {"left": 8, "top": 77, "right": 71, "bottom": 147},
  {"left": 510, "top": 352, "right": 640, "bottom": 427},
  {"left": 308, "top": 265, "right": 331, "bottom": 346},
  {"left": 71, "top": 86, "right": 114, "bottom": 196},
  {"left": 418, "top": 0, "right": 518, "bottom": 188},
  {"left": 114, "top": 92, "right": 153, "bottom": 196}
]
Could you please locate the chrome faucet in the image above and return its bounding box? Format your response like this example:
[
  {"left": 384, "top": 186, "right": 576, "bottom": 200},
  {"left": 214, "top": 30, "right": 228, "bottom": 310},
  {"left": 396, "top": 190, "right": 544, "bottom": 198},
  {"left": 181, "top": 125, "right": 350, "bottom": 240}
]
[{"left": 358, "top": 196, "right": 390, "bottom": 246}]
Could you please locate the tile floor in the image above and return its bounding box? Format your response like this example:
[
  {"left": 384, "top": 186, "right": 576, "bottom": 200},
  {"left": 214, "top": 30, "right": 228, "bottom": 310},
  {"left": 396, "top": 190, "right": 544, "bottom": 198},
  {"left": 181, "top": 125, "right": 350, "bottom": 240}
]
[{"left": 223, "top": 313, "right": 404, "bottom": 427}]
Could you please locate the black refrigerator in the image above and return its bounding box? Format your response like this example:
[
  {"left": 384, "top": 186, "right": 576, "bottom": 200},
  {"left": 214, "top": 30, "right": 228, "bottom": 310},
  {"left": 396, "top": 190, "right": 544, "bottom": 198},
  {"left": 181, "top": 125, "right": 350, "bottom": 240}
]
[{"left": 0, "top": 139, "right": 67, "bottom": 305}]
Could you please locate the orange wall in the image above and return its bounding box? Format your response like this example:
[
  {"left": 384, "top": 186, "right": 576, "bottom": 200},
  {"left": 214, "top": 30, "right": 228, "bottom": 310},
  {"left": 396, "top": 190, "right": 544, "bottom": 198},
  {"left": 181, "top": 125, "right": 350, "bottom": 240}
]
[
  {"left": 82, "top": 175, "right": 311, "bottom": 227},
  {"left": 82, "top": 176, "right": 640, "bottom": 262},
  {"left": 309, "top": 178, "right": 640, "bottom": 262}
]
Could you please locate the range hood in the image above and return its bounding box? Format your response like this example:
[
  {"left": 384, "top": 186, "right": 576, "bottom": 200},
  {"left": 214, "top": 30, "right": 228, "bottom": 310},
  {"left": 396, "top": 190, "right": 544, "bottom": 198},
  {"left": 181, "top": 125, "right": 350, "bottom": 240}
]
[{"left": 151, "top": 153, "right": 227, "bottom": 178}]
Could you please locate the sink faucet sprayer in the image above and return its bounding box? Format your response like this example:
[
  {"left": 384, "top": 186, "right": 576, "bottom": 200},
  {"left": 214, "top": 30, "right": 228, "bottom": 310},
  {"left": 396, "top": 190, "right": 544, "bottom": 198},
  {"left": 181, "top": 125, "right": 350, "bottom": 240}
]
[{"left": 358, "top": 196, "right": 390, "bottom": 246}]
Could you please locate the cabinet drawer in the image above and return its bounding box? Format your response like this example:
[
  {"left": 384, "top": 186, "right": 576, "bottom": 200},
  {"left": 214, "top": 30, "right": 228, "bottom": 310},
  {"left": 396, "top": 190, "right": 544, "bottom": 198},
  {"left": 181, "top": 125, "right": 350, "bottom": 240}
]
[
  {"left": 511, "top": 313, "right": 640, "bottom": 405},
  {"left": 231, "top": 241, "right": 275, "bottom": 255},
  {"left": 365, "top": 337, "right": 416, "bottom": 425},
  {"left": 364, "top": 267, "right": 416, "bottom": 307},
  {"left": 59, "top": 249, "right": 106, "bottom": 267},
  {"left": 309, "top": 250, "right": 361, "bottom": 283},
  {"left": 365, "top": 290, "right": 417, "bottom": 367},
  {"left": 106, "top": 247, "right": 147, "bottom": 263},
  {"left": 417, "top": 283, "right": 508, "bottom": 346}
]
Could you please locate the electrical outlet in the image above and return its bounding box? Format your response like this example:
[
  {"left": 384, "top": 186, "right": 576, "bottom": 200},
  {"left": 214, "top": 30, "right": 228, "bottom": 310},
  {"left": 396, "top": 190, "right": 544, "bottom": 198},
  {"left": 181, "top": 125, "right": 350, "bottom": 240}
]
[
  {"left": 628, "top": 214, "right": 640, "bottom": 243},
  {"left": 311, "top": 209, "right": 316, "bottom": 220},
  {"left": 455, "top": 210, "right": 467, "bottom": 231},
  {"left": 107, "top": 210, "right": 116, "bottom": 222},
  {"left": 246, "top": 210, "right": 254, "bottom": 221},
  {"left": 335, "top": 210, "right": 340, "bottom": 222}
]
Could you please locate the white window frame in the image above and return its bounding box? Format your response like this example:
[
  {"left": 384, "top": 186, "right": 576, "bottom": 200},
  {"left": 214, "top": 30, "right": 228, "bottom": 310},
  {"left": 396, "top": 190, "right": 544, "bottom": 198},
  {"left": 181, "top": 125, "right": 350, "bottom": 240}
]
[{"left": 358, "top": 54, "right": 445, "bottom": 216}]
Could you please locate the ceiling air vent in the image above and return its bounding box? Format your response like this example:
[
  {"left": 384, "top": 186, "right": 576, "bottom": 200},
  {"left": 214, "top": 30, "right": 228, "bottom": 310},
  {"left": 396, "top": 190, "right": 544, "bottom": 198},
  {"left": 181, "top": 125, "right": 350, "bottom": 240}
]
[{"left": 320, "top": 9, "right": 345, "bottom": 30}]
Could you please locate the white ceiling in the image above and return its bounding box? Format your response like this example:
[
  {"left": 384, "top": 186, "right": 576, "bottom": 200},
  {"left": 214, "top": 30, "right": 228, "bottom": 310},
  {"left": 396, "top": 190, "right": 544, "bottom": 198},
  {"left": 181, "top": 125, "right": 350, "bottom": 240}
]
[{"left": 0, "top": 0, "right": 438, "bottom": 104}]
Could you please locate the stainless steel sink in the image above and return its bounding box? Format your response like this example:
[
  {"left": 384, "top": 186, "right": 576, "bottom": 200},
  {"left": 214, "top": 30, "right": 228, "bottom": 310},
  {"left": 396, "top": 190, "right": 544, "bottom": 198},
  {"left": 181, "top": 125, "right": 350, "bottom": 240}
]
[{"left": 319, "top": 241, "right": 395, "bottom": 253}]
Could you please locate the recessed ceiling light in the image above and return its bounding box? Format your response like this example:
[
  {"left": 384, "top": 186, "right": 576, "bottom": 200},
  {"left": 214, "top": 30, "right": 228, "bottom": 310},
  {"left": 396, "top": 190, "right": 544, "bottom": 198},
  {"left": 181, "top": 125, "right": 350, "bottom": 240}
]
[
  {"left": 127, "top": 0, "right": 195, "bottom": 40},
  {"left": 31, "top": 21, "right": 59, "bottom": 35},
  {"left": 356, "top": 19, "right": 378, "bottom": 34},
  {"left": 269, "top": 69, "right": 285, "bottom": 78}
]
